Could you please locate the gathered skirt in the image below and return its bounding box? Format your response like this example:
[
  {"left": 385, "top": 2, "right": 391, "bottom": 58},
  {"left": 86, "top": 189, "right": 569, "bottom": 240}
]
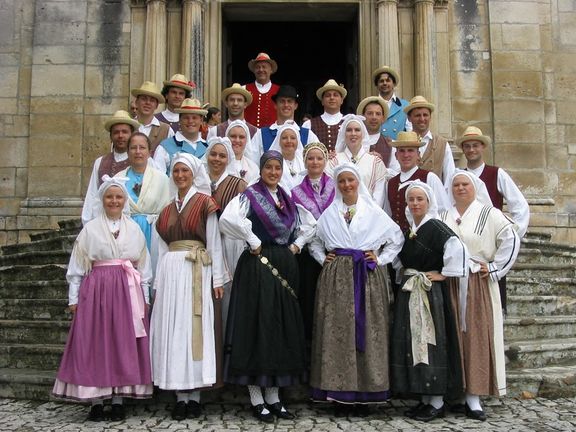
[
  {"left": 224, "top": 245, "right": 307, "bottom": 387},
  {"left": 52, "top": 264, "right": 152, "bottom": 401}
]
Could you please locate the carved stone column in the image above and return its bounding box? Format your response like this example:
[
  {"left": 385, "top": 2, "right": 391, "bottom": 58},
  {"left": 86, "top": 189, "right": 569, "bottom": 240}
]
[
  {"left": 181, "top": 0, "right": 204, "bottom": 99},
  {"left": 414, "top": 0, "right": 435, "bottom": 100},
  {"left": 143, "top": 0, "right": 167, "bottom": 85},
  {"left": 377, "top": 0, "right": 400, "bottom": 73}
]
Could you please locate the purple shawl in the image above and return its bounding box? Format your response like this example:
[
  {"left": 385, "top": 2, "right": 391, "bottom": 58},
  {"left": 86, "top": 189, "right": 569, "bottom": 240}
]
[
  {"left": 244, "top": 179, "right": 298, "bottom": 245},
  {"left": 291, "top": 173, "right": 335, "bottom": 220}
]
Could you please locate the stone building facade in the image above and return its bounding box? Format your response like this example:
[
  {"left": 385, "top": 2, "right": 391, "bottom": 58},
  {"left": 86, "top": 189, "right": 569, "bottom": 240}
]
[{"left": 0, "top": 0, "right": 575, "bottom": 245}]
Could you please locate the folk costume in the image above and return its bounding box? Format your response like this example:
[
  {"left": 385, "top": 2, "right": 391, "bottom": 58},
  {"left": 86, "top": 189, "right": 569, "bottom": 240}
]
[
  {"left": 225, "top": 120, "right": 260, "bottom": 184},
  {"left": 269, "top": 122, "right": 306, "bottom": 191},
  {"left": 53, "top": 177, "right": 153, "bottom": 408},
  {"left": 309, "top": 163, "right": 403, "bottom": 404},
  {"left": 154, "top": 132, "right": 209, "bottom": 175}
]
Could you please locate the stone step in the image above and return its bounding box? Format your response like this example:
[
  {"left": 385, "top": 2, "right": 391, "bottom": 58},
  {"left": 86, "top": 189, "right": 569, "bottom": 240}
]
[
  {"left": 516, "top": 247, "right": 576, "bottom": 266},
  {"left": 507, "top": 295, "right": 576, "bottom": 316},
  {"left": 0, "top": 264, "right": 66, "bottom": 282},
  {"left": 506, "top": 364, "right": 576, "bottom": 398},
  {"left": 505, "top": 315, "right": 576, "bottom": 341},
  {"left": 27, "top": 219, "right": 82, "bottom": 243},
  {"left": 0, "top": 368, "right": 56, "bottom": 400},
  {"left": 0, "top": 250, "right": 70, "bottom": 267},
  {"left": 0, "top": 280, "right": 67, "bottom": 299},
  {"left": 0, "top": 235, "right": 75, "bottom": 256},
  {"left": 0, "top": 343, "right": 63, "bottom": 370},
  {"left": 0, "top": 299, "right": 68, "bottom": 320},
  {"left": 0, "top": 320, "right": 70, "bottom": 345},
  {"left": 508, "top": 263, "right": 575, "bottom": 279},
  {"left": 505, "top": 338, "right": 576, "bottom": 369},
  {"left": 524, "top": 231, "right": 552, "bottom": 243},
  {"left": 507, "top": 276, "right": 576, "bottom": 297}
]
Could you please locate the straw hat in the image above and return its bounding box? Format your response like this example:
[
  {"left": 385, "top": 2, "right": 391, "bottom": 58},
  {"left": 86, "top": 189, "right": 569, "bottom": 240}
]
[
  {"left": 247, "top": 52, "right": 278, "bottom": 74},
  {"left": 221, "top": 83, "right": 253, "bottom": 105},
  {"left": 316, "top": 79, "right": 347, "bottom": 100},
  {"left": 372, "top": 65, "right": 400, "bottom": 85},
  {"left": 162, "top": 74, "right": 196, "bottom": 92},
  {"left": 174, "top": 98, "right": 208, "bottom": 116},
  {"left": 455, "top": 126, "right": 492, "bottom": 147},
  {"left": 404, "top": 95, "right": 435, "bottom": 114},
  {"left": 104, "top": 110, "right": 141, "bottom": 132},
  {"left": 131, "top": 81, "right": 165, "bottom": 104},
  {"left": 356, "top": 96, "right": 389, "bottom": 119},
  {"left": 390, "top": 131, "right": 425, "bottom": 148}
]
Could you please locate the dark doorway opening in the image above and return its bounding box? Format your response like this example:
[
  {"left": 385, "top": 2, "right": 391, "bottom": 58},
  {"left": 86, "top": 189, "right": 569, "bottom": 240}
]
[{"left": 222, "top": 4, "right": 359, "bottom": 123}]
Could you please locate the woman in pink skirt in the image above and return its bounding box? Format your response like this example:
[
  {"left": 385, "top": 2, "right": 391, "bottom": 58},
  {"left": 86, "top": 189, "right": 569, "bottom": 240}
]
[{"left": 52, "top": 176, "right": 153, "bottom": 421}]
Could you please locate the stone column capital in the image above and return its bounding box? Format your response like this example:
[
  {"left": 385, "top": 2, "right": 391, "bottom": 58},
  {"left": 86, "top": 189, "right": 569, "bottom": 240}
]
[
  {"left": 146, "top": 0, "right": 166, "bottom": 5},
  {"left": 413, "top": 0, "right": 434, "bottom": 4},
  {"left": 376, "top": 0, "right": 399, "bottom": 5}
]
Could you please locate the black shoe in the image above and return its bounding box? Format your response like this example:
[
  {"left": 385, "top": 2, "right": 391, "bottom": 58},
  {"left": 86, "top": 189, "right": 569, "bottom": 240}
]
[
  {"left": 87, "top": 404, "right": 105, "bottom": 422},
  {"left": 413, "top": 404, "right": 445, "bottom": 422},
  {"left": 187, "top": 400, "right": 202, "bottom": 419},
  {"left": 404, "top": 402, "right": 425, "bottom": 418},
  {"left": 334, "top": 403, "right": 353, "bottom": 417},
  {"left": 268, "top": 402, "right": 295, "bottom": 419},
  {"left": 465, "top": 403, "right": 487, "bottom": 421},
  {"left": 171, "top": 401, "right": 187, "bottom": 421},
  {"left": 449, "top": 403, "right": 466, "bottom": 414},
  {"left": 353, "top": 404, "right": 371, "bottom": 417},
  {"left": 110, "top": 404, "right": 125, "bottom": 421},
  {"left": 252, "top": 403, "right": 274, "bottom": 423}
]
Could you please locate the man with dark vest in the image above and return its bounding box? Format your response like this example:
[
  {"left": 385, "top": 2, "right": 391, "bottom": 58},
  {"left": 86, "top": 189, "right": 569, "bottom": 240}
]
[
  {"left": 356, "top": 96, "right": 395, "bottom": 169},
  {"left": 302, "top": 79, "right": 346, "bottom": 152},
  {"left": 373, "top": 65, "right": 411, "bottom": 140},
  {"left": 246, "top": 85, "right": 318, "bottom": 163},
  {"left": 401, "top": 95, "right": 455, "bottom": 188},
  {"left": 207, "top": 83, "right": 257, "bottom": 140},
  {"left": 131, "top": 81, "right": 173, "bottom": 154},
  {"left": 154, "top": 98, "right": 209, "bottom": 174},
  {"left": 81, "top": 110, "right": 141, "bottom": 225},
  {"left": 384, "top": 131, "right": 449, "bottom": 232},
  {"left": 155, "top": 73, "right": 195, "bottom": 133},
  {"left": 458, "top": 125, "right": 530, "bottom": 313},
  {"left": 243, "top": 52, "right": 280, "bottom": 128}
]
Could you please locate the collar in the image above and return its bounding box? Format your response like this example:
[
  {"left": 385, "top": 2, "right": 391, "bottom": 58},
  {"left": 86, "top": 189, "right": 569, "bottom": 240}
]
[
  {"left": 113, "top": 150, "right": 128, "bottom": 162},
  {"left": 255, "top": 81, "right": 272, "bottom": 93},
  {"left": 466, "top": 163, "right": 486, "bottom": 177},
  {"left": 320, "top": 111, "right": 343, "bottom": 125},
  {"left": 411, "top": 214, "right": 432, "bottom": 234},
  {"left": 367, "top": 133, "right": 380, "bottom": 146},
  {"left": 175, "top": 131, "right": 201, "bottom": 146},
  {"left": 139, "top": 116, "right": 161, "bottom": 128},
  {"left": 400, "top": 165, "right": 419, "bottom": 182},
  {"left": 161, "top": 109, "right": 179, "bottom": 121}
]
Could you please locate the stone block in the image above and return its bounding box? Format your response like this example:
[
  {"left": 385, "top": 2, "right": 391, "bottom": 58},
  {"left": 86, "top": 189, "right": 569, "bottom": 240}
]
[
  {"left": 85, "top": 66, "right": 128, "bottom": 98},
  {"left": 0, "top": 2, "right": 15, "bottom": 47},
  {"left": 83, "top": 97, "right": 128, "bottom": 115},
  {"left": 0, "top": 66, "right": 19, "bottom": 98},
  {"left": 0, "top": 53, "right": 20, "bottom": 67},
  {"left": 30, "top": 96, "right": 84, "bottom": 114},
  {"left": 452, "top": 69, "right": 493, "bottom": 98},
  {"left": 506, "top": 170, "right": 556, "bottom": 196},
  {"left": 545, "top": 146, "right": 571, "bottom": 170},
  {"left": 501, "top": 24, "right": 541, "bottom": 50},
  {"left": 0, "top": 199, "right": 20, "bottom": 216},
  {"left": 28, "top": 166, "right": 81, "bottom": 197},
  {"left": 17, "top": 65, "right": 32, "bottom": 99},
  {"left": 529, "top": 212, "right": 559, "bottom": 227},
  {"left": 492, "top": 51, "right": 542, "bottom": 71},
  {"left": 85, "top": 46, "right": 129, "bottom": 65},
  {"left": 16, "top": 215, "right": 52, "bottom": 230},
  {"left": 32, "top": 45, "right": 85, "bottom": 65},
  {"left": 554, "top": 74, "right": 576, "bottom": 99},
  {"left": 0, "top": 138, "right": 28, "bottom": 167},
  {"left": 29, "top": 113, "right": 83, "bottom": 137},
  {"left": 493, "top": 71, "right": 543, "bottom": 98},
  {"left": 86, "top": 0, "right": 130, "bottom": 24},
  {"left": 494, "top": 123, "right": 544, "bottom": 144},
  {"left": 28, "top": 134, "right": 82, "bottom": 167},
  {"left": 5, "top": 115, "right": 30, "bottom": 137},
  {"left": 35, "top": 0, "right": 87, "bottom": 22},
  {"left": 0, "top": 97, "right": 16, "bottom": 115},
  {"left": 0, "top": 217, "right": 5, "bottom": 230},
  {"left": 30, "top": 65, "right": 84, "bottom": 96},
  {"left": 83, "top": 114, "right": 107, "bottom": 137},
  {"left": 496, "top": 143, "right": 546, "bottom": 169},
  {"left": 558, "top": 172, "right": 576, "bottom": 196},
  {"left": 546, "top": 125, "right": 565, "bottom": 145},
  {"left": 556, "top": 101, "right": 576, "bottom": 124},
  {"left": 489, "top": 2, "right": 540, "bottom": 24},
  {"left": 0, "top": 168, "right": 16, "bottom": 197},
  {"left": 493, "top": 100, "right": 544, "bottom": 123},
  {"left": 544, "top": 52, "right": 576, "bottom": 74},
  {"left": 15, "top": 168, "right": 27, "bottom": 196},
  {"left": 544, "top": 101, "right": 556, "bottom": 124},
  {"left": 33, "top": 22, "right": 86, "bottom": 46},
  {"left": 559, "top": 12, "right": 576, "bottom": 45},
  {"left": 86, "top": 22, "right": 129, "bottom": 48}
]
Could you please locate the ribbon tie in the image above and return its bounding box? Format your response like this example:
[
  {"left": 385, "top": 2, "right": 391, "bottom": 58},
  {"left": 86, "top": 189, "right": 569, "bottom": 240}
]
[{"left": 402, "top": 268, "right": 436, "bottom": 365}]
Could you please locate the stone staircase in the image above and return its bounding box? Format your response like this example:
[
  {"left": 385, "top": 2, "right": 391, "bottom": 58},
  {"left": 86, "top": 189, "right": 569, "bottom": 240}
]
[{"left": 1, "top": 222, "right": 575, "bottom": 400}]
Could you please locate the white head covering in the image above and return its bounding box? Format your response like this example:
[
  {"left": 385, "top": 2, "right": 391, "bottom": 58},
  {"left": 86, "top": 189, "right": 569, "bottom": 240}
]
[
  {"left": 169, "top": 152, "right": 212, "bottom": 200},
  {"left": 333, "top": 162, "right": 373, "bottom": 204},
  {"left": 96, "top": 175, "right": 131, "bottom": 217},
  {"left": 269, "top": 121, "right": 304, "bottom": 160},
  {"left": 203, "top": 136, "right": 235, "bottom": 174},
  {"left": 269, "top": 122, "right": 306, "bottom": 189},
  {"left": 334, "top": 114, "right": 371, "bottom": 153},
  {"left": 225, "top": 119, "right": 252, "bottom": 159},
  {"left": 448, "top": 169, "right": 492, "bottom": 206},
  {"left": 402, "top": 179, "right": 439, "bottom": 228}
]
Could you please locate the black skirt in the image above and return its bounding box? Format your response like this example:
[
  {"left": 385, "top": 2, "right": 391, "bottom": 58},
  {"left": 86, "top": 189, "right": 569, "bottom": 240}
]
[{"left": 296, "top": 248, "right": 322, "bottom": 343}]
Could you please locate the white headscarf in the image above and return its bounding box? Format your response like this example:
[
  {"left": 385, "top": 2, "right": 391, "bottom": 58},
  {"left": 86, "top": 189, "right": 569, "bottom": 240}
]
[
  {"left": 448, "top": 169, "right": 492, "bottom": 206},
  {"left": 402, "top": 180, "right": 439, "bottom": 228},
  {"left": 96, "top": 175, "right": 131, "bottom": 217},
  {"left": 225, "top": 119, "right": 252, "bottom": 160},
  {"left": 333, "top": 163, "right": 373, "bottom": 205},
  {"left": 203, "top": 136, "right": 235, "bottom": 175},
  {"left": 334, "top": 114, "right": 371, "bottom": 153},
  {"left": 269, "top": 121, "right": 306, "bottom": 190},
  {"left": 169, "top": 153, "right": 212, "bottom": 209},
  {"left": 269, "top": 121, "right": 305, "bottom": 161}
]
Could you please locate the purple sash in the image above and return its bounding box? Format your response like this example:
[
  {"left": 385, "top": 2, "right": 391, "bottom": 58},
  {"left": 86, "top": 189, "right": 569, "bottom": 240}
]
[
  {"left": 291, "top": 173, "right": 335, "bottom": 219},
  {"left": 334, "top": 248, "right": 376, "bottom": 353}
]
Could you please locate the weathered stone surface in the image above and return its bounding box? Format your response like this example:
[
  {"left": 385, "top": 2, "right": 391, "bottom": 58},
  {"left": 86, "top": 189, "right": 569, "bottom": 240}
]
[
  {"left": 492, "top": 50, "right": 542, "bottom": 71},
  {"left": 0, "top": 168, "right": 16, "bottom": 198},
  {"left": 30, "top": 65, "right": 84, "bottom": 96},
  {"left": 493, "top": 70, "right": 543, "bottom": 98},
  {"left": 493, "top": 100, "right": 545, "bottom": 123},
  {"left": 490, "top": 2, "right": 541, "bottom": 24},
  {"left": 27, "top": 167, "right": 81, "bottom": 196},
  {"left": 0, "top": 138, "right": 28, "bottom": 168},
  {"left": 32, "top": 22, "right": 86, "bottom": 46},
  {"left": 559, "top": 12, "right": 576, "bottom": 45},
  {"left": 494, "top": 123, "right": 544, "bottom": 143},
  {"left": 452, "top": 98, "right": 492, "bottom": 122},
  {"left": 30, "top": 97, "right": 84, "bottom": 114},
  {"left": 0, "top": 67, "right": 19, "bottom": 98},
  {"left": 501, "top": 24, "right": 541, "bottom": 49},
  {"left": 31, "top": 45, "right": 85, "bottom": 65}
]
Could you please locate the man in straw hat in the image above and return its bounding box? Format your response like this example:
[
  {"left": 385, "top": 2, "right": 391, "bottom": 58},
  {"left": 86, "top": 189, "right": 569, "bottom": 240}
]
[
  {"left": 356, "top": 96, "right": 395, "bottom": 168},
  {"left": 153, "top": 98, "right": 208, "bottom": 174},
  {"left": 244, "top": 52, "right": 280, "bottom": 128},
  {"left": 207, "top": 83, "right": 257, "bottom": 140},
  {"left": 247, "top": 85, "right": 319, "bottom": 164},
  {"left": 458, "top": 125, "right": 530, "bottom": 313},
  {"left": 372, "top": 65, "right": 411, "bottom": 140},
  {"left": 403, "top": 95, "right": 455, "bottom": 188},
  {"left": 131, "top": 81, "right": 174, "bottom": 154},
  {"left": 303, "top": 79, "right": 347, "bottom": 152},
  {"left": 155, "top": 73, "right": 196, "bottom": 133},
  {"left": 81, "top": 110, "right": 141, "bottom": 225}
]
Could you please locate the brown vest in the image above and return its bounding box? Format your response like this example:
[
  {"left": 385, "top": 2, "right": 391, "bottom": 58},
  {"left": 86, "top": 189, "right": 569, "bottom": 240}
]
[
  {"left": 97, "top": 153, "right": 130, "bottom": 187},
  {"left": 370, "top": 135, "right": 393, "bottom": 167},
  {"left": 387, "top": 168, "right": 429, "bottom": 232},
  {"left": 479, "top": 165, "right": 503, "bottom": 209},
  {"left": 419, "top": 134, "right": 448, "bottom": 182},
  {"left": 310, "top": 116, "right": 343, "bottom": 152},
  {"left": 148, "top": 123, "right": 171, "bottom": 155}
]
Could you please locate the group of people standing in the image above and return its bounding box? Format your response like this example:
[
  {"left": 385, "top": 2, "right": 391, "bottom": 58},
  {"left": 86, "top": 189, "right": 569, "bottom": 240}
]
[{"left": 52, "top": 52, "right": 530, "bottom": 424}]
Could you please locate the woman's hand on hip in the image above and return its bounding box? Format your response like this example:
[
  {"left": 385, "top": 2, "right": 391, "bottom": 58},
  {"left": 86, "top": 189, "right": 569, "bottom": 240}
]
[{"left": 213, "top": 286, "right": 224, "bottom": 299}]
